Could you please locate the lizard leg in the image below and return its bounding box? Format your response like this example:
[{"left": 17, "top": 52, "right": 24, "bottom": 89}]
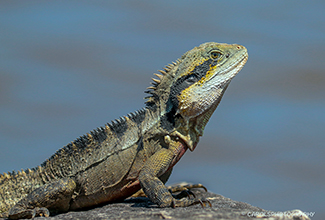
[
  {"left": 131, "top": 168, "right": 173, "bottom": 198},
  {"left": 139, "top": 148, "right": 210, "bottom": 208},
  {"left": 8, "top": 178, "right": 76, "bottom": 219},
  {"left": 130, "top": 181, "right": 207, "bottom": 200}
]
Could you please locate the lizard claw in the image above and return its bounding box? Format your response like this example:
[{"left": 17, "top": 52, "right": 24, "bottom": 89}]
[
  {"left": 167, "top": 183, "right": 208, "bottom": 200},
  {"left": 171, "top": 199, "right": 176, "bottom": 208},
  {"left": 9, "top": 207, "right": 50, "bottom": 219},
  {"left": 186, "top": 190, "right": 196, "bottom": 198},
  {"left": 30, "top": 207, "right": 50, "bottom": 218},
  {"left": 198, "top": 198, "right": 212, "bottom": 208},
  {"left": 205, "top": 199, "right": 212, "bottom": 207},
  {"left": 170, "top": 189, "right": 196, "bottom": 199},
  {"left": 198, "top": 199, "right": 204, "bottom": 207}
]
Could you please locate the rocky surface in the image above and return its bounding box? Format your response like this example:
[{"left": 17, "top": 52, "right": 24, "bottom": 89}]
[{"left": 0, "top": 186, "right": 310, "bottom": 220}]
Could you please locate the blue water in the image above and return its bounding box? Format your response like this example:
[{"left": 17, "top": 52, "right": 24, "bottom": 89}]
[{"left": 0, "top": 1, "right": 324, "bottom": 219}]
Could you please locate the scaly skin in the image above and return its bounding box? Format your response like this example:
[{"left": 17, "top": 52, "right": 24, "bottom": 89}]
[{"left": 0, "top": 42, "right": 248, "bottom": 219}]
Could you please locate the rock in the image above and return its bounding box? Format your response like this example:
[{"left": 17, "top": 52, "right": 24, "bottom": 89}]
[{"left": 19, "top": 187, "right": 309, "bottom": 220}]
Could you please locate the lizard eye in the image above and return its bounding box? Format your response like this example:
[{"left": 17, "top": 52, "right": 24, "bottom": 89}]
[{"left": 210, "top": 51, "right": 222, "bottom": 60}]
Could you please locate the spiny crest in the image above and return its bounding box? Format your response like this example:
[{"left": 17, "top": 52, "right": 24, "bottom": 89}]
[
  {"left": 0, "top": 168, "right": 34, "bottom": 181},
  {"left": 126, "top": 108, "right": 146, "bottom": 124},
  {"left": 127, "top": 108, "right": 146, "bottom": 119},
  {"left": 56, "top": 126, "right": 108, "bottom": 156},
  {"left": 107, "top": 116, "right": 129, "bottom": 138},
  {"left": 44, "top": 108, "right": 147, "bottom": 164},
  {"left": 144, "top": 59, "right": 181, "bottom": 107},
  {"left": 0, "top": 172, "right": 10, "bottom": 181},
  {"left": 104, "top": 108, "right": 146, "bottom": 136}
]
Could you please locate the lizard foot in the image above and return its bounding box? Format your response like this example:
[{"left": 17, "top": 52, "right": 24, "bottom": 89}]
[
  {"left": 166, "top": 183, "right": 211, "bottom": 208},
  {"left": 9, "top": 207, "right": 49, "bottom": 219},
  {"left": 131, "top": 183, "right": 207, "bottom": 199},
  {"left": 8, "top": 178, "right": 76, "bottom": 219},
  {"left": 167, "top": 183, "right": 207, "bottom": 200},
  {"left": 0, "top": 211, "right": 9, "bottom": 218}
]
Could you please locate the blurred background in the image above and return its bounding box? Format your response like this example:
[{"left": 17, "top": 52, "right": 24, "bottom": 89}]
[{"left": 0, "top": 1, "right": 324, "bottom": 219}]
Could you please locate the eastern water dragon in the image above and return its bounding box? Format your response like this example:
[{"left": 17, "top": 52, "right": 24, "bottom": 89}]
[{"left": 0, "top": 42, "right": 248, "bottom": 219}]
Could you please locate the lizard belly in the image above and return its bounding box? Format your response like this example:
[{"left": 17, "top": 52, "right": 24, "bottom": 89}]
[{"left": 69, "top": 178, "right": 141, "bottom": 210}]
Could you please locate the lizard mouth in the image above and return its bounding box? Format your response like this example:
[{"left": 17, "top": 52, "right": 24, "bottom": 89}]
[{"left": 210, "top": 53, "right": 248, "bottom": 82}]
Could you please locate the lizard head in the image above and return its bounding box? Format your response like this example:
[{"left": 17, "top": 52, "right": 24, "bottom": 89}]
[
  {"left": 167, "top": 42, "right": 248, "bottom": 119},
  {"left": 146, "top": 43, "right": 247, "bottom": 116},
  {"left": 145, "top": 42, "right": 248, "bottom": 144}
]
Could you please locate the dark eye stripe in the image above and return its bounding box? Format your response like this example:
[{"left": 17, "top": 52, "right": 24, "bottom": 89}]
[
  {"left": 165, "top": 58, "right": 214, "bottom": 114},
  {"left": 190, "top": 58, "right": 214, "bottom": 80},
  {"left": 184, "top": 74, "right": 198, "bottom": 84}
]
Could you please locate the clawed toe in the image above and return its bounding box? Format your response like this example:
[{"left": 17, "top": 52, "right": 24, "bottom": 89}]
[
  {"left": 171, "top": 189, "right": 196, "bottom": 199},
  {"left": 35, "top": 207, "right": 50, "bottom": 217},
  {"left": 9, "top": 207, "right": 50, "bottom": 219},
  {"left": 197, "top": 198, "right": 212, "bottom": 208},
  {"left": 168, "top": 183, "right": 208, "bottom": 201}
]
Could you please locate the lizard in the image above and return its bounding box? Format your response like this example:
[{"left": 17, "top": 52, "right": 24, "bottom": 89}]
[{"left": 0, "top": 42, "right": 248, "bottom": 219}]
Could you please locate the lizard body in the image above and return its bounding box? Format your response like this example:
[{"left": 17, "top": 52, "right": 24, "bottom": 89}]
[{"left": 0, "top": 42, "right": 248, "bottom": 219}]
